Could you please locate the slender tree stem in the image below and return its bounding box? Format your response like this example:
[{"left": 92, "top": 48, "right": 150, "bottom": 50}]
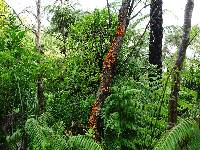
[{"left": 167, "top": 0, "right": 194, "bottom": 129}]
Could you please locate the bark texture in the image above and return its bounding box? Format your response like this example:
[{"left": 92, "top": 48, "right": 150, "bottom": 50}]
[
  {"left": 36, "top": 0, "right": 42, "bottom": 53},
  {"left": 36, "top": 0, "right": 45, "bottom": 114},
  {"left": 88, "top": 0, "right": 132, "bottom": 141},
  {"left": 149, "top": 0, "right": 163, "bottom": 74},
  {"left": 167, "top": 0, "right": 194, "bottom": 129}
]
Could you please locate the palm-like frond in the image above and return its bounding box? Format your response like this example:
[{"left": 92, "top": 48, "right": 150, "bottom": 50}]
[
  {"left": 25, "top": 118, "right": 103, "bottom": 150},
  {"left": 154, "top": 119, "right": 200, "bottom": 150},
  {"left": 67, "top": 135, "right": 103, "bottom": 150}
]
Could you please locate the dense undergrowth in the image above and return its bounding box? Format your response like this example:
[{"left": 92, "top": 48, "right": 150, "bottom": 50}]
[{"left": 0, "top": 0, "right": 200, "bottom": 149}]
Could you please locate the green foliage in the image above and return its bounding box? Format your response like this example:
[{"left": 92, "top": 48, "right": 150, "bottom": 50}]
[
  {"left": 154, "top": 119, "right": 200, "bottom": 150},
  {"left": 6, "top": 129, "right": 22, "bottom": 150},
  {"left": 0, "top": 0, "right": 9, "bottom": 25},
  {"left": 45, "top": 1, "right": 81, "bottom": 56},
  {"left": 0, "top": 7, "right": 39, "bottom": 148},
  {"left": 25, "top": 115, "right": 102, "bottom": 150},
  {"left": 44, "top": 8, "right": 117, "bottom": 127},
  {"left": 0, "top": 15, "right": 38, "bottom": 116},
  {"left": 67, "top": 135, "right": 103, "bottom": 150},
  {"left": 45, "top": 1, "right": 79, "bottom": 39},
  {"left": 1, "top": 1, "right": 200, "bottom": 149},
  {"left": 102, "top": 58, "right": 166, "bottom": 150},
  {"left": 26, "top": 117, "right": 68, "bottom": 150},
  {"left": 69, "top": 8, "right": 117, "bottom": 60},
  {"left": 164, "top": 25, "right": 182, "bottom": 47}
]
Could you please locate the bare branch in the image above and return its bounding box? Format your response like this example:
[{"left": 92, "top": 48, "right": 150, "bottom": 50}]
[
  {"left": 129, "top": 3, "right": 150, "bottom": 20},
  {"left": 132, "top": 0, "right": 142, "bottom": 10},
  {"left": 4, "top": 1, "right": 36, "bottom": 33},
  {"left": 4, "top": 1, "right": 25, "bottom": 26},
  {"left": 19, "top": 10, "right": 37, "bottom": 19},
  {"left": 124, "top": 21, "right": 150, "bottom": 64},
  {"left": 128, "top": 0, "right": 135, "bottom": 18}
]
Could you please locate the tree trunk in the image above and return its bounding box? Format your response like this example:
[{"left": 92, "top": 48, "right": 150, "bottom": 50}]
[
  {"left": 88, "top": 0, "right": 132, "bottom": 141},
  {"left": 167, "top": 0, "right": 194, "bottom": 129},
  {"left": 37, "top": 74, "right": 45, "bottom": 114},
  {"left": 36, "top": 0, "right": 45, "bottom": 115},
  {"left": 149, "top": 0, "right": 163, "bottom": 75},
  {"left": 36, "top": 0, "right": 42, "bottom": 53}
]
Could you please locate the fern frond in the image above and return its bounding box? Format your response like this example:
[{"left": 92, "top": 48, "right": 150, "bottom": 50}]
[
  {"left": 6, "top": 129, "right": 22, "bottom": 150},
  {"left": 154, "top": 119, "right": 199, "bottom": 150},
  {"left": 187, "top": 128, "right": 200, "bottom": 150},
  {"left": 25, "top": 118, "right": 68, "bottom": 150},
  {"left": 25, "top": 118, "right": 45, "bottom": 148},
  {"left": 25, "top": 118, "right": 103, "bottom": 150},
  {"left": 67, "top": 135, "right": 103, "bottom": 150}
]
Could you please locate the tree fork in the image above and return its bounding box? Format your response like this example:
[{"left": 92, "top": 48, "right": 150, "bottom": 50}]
[{"left": 88, "top": 0, "right": 132, "bottom": 141}]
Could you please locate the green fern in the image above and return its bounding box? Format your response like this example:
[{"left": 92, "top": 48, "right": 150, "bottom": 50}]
[
  {"left": 154, "top": 119, "right": 200, "bottom": 150},
  {"left": 25, "top": 117, "right": 103, "bottom": 150},
  {"left": 67, "top": 135, "right": 103, "bottom": 150},
  {"left": 26, "top": 118, "right": 68, "bottom": 150},
  {"left": 6, "top": 129, "right": 22, "bottom": 150}
]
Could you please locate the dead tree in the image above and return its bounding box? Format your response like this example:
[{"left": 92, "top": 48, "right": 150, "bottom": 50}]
[
  {"left": 88, "top": 0, "right": 134, "bottom": 141},
  {"left": 167, "top": 0, "right": 194, "bottom": 129}
]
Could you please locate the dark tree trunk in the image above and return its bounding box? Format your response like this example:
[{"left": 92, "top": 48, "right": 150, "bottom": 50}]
[
  {"left": 61, "top": 19, "right": 67, "bottom": 57},
  {"left": 167, "top": 0, "right": 194, "bottom": 129},
  {"left": 88, "top": 0, "right": 133, "bottom": 141},
  {"left": 149, "top": 0, "right": 163, "bottom": 75}
]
